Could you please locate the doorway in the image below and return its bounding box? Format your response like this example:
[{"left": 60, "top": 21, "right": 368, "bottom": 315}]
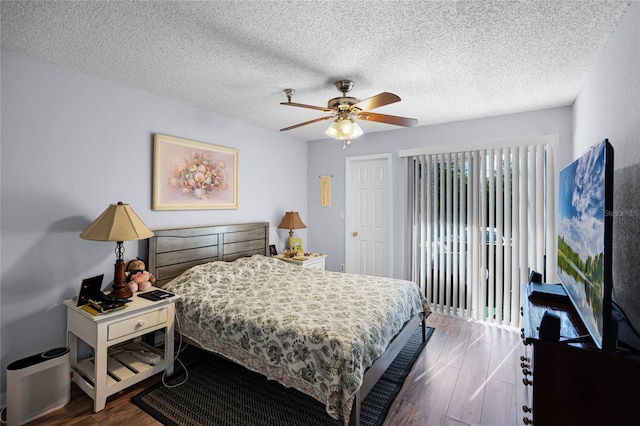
[{"left": 345, "top": 154, "right": 393, "bottom": 277}]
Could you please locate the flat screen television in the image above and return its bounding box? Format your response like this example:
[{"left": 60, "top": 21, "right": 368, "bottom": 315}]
[{"left": 557, "top": 139, "right": 615, "bottom": 351}]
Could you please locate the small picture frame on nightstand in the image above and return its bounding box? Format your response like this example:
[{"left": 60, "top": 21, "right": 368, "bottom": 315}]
[
  {"left": 76, "top": 274, "right": 105, "bottom": 307},
  {"left": 292, "top": 238, "right": 303, "bottom": 253},
  {"left": 269, "top": 244, "right": 277, "bottom": 256}
]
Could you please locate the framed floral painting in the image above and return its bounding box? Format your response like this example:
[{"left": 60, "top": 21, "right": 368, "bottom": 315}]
[{"left": 153, "top": 134, "right": 238, "bottom": 210}]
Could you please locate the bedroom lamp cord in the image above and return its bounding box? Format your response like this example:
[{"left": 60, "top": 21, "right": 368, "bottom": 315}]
[{"left": 161, "top": 313, "right": 189, "bottom": 388}]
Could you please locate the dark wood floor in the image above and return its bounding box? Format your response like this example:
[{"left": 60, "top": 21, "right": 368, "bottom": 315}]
[{"left": 27, "top": 312, "right": 523, "bottom": 426}]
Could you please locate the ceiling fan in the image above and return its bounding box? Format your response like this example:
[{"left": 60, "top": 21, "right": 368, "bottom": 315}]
[{"left": 280, "top": 80, "right": 417, "bottom": 147}]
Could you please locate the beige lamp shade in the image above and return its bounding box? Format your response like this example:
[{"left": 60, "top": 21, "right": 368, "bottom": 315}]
[
  {"left": 80, "top": 202, "right": 154, "bottom": 242},
  {"left": 277, "top": 211, "right": 306, "bottom": 250}
]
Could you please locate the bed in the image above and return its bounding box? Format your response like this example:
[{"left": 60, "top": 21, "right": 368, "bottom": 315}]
[{"left": 148, "top": 222, "right": 431, "bottom": 425}]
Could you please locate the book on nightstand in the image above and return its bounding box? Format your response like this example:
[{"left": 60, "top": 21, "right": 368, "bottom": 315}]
[{"left": 81, "top": 299, "right": 127, "bottom": 315}]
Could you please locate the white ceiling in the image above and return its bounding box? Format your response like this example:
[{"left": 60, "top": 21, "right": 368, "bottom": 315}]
[{"left": 1, "top": 1, "right": 630, "bottom": 141}]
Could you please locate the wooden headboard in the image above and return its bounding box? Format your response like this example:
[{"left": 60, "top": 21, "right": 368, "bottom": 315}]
[{"left": 148, "top": 222, "right": 270, "bottom": 287}]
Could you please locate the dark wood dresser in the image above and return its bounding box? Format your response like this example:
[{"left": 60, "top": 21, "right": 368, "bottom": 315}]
[{"left": 520, "top": 284, "right": 640, "bottom": 425}]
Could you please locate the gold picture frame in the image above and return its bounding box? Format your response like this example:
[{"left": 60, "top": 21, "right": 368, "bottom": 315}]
[
  {"left": 292, "top": 238, "right": 304, "bottom": 253},
  {"left": 153, "top": 134, "right": 238, "bottom": 210}
]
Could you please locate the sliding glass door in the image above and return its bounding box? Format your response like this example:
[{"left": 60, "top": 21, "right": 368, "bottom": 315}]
[{"left": 405, "top": 140, "right": 555, "bottom": 326}]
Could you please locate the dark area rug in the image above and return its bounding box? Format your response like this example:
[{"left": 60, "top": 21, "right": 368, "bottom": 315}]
[{"left": 133, "top": 327, "right": 434, "bottom": 426}]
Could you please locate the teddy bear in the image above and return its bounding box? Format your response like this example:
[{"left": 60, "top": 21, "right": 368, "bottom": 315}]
[{"left": 126, "top": 258, "right": 156, "bottom": 293}]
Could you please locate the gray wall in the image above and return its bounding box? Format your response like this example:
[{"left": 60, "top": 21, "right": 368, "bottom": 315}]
[
  {"left": 572, "top": 2, "right": 640, "bottom": 330},
  {"left": 0, "top": 48, "right": 309, "bottom": 396}
]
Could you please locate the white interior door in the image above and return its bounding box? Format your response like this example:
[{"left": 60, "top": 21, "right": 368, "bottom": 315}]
[{"left": 345, "top": 154, "right": 393, "bottom": 277}]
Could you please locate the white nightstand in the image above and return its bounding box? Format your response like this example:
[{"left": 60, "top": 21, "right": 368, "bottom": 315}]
[
  {"left": 276, "top": 253, "right": 327, "bottom": 270},
  {"left": 64, "top": 288, "right": 179, "bottom": 412}
]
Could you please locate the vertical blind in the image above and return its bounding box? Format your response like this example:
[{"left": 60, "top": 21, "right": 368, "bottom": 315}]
[{"left": 404, "top": 139, "right": 556, "bottom": 326}]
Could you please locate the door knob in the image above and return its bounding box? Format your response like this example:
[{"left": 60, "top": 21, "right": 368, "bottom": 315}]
[{"left": 352, "top": 231, "right": 358, "bottom": 237}]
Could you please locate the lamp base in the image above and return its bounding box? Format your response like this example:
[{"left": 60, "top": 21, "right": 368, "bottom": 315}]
[
  {"left": 288, "top": 230, "right": 295, "bottom": 251},
  {"left": 110, "top": 259, "right": 133, "bottom": 299},
  {"left": 110, "top": 283, "right": 132, "bottom": 299}
]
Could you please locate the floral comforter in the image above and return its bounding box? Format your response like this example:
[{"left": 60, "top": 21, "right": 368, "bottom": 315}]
[{"left": 164, "top": 255, "right": 431, "bottom": 422}]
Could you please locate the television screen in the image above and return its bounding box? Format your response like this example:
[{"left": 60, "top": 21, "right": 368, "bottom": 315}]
[{"left": 557, "top": 139, "right": 613, "bottom": 350}]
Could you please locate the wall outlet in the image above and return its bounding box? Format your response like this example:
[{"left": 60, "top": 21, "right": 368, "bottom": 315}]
[{"left": 340, "top": 264, "right": 345, "bottom": 272}]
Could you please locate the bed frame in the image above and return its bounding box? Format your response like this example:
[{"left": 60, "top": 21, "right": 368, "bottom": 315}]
[{"left": 147, "top": 222, "right": 426, "bottom": 426}]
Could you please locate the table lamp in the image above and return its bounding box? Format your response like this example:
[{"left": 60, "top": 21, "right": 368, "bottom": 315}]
[
  {"left": 80, "top": 202, "right": 154, "bottom": 299},
  {"left": 277, "top": 211, "right": 306, "bottom": 250}
]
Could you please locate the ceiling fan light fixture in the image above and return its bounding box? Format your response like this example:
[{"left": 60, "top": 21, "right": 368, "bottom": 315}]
[
  {"left": 345, "top": 120, "right": 363, "bottom": 138},
  {"left": 325, "top": 120, "right": 341, "bottom": 138},
  {"left": 325, "top": 116, "right": 363, "bottom": 141},
  {"left": 338, "top": 118, "right": 353, "bottom": 135}
]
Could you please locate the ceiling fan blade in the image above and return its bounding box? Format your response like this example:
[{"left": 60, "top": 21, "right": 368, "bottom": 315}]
[
  {"left": 351, "top": 92, "right": 401, "bottom": 111},
  {"left": 280, "top": 115, "right": 334, "bottom": 131},
  {"left": 280, "top": 101, "right": 332, "bottom": 112},
  {"left": 357, "top": 112, "right": 417, "bottom": 127}
]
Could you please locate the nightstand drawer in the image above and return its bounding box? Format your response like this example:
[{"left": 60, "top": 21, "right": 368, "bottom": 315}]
[
  {"left": 305, "top": 259, "right": 325, "bottom": 270},
  {"left": 108, "top": 308, "right": 168, "bottom": 341}
]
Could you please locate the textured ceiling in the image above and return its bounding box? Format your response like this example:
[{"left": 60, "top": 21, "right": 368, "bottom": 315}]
[{"left": 1, "top": 1, "right": 630, "bottom": 141}]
